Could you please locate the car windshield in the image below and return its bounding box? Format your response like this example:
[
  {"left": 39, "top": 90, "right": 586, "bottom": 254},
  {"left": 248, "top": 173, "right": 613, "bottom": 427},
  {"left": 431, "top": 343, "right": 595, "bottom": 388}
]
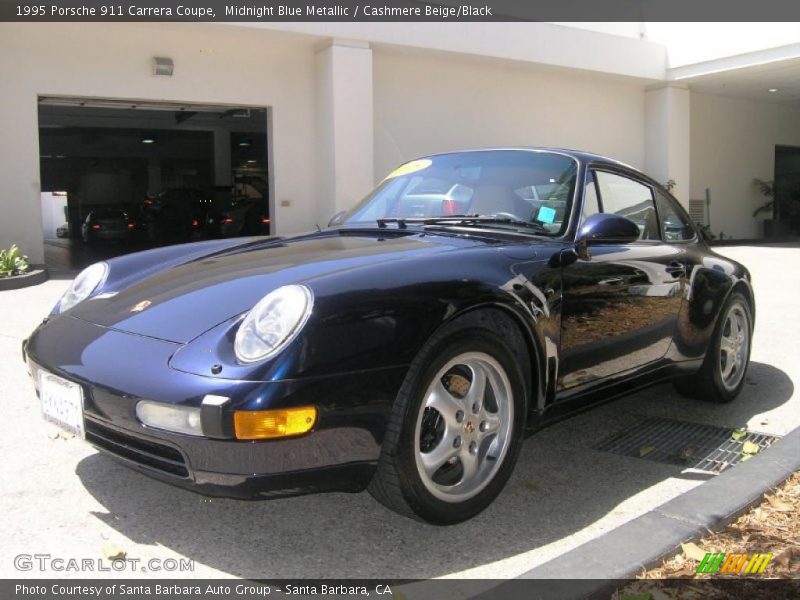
[{"left": 343, "top": 150, "right": 578, "bottom": 236}]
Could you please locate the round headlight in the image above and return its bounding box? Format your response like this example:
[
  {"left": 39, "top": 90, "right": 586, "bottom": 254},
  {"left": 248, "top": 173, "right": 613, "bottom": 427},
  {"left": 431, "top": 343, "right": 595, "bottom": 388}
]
[
  {"left": 234, "top": 285, "right": 313, "bottom": 364},
  {"left": 57, "top": 261, "right": 108, "bottom": 313}
]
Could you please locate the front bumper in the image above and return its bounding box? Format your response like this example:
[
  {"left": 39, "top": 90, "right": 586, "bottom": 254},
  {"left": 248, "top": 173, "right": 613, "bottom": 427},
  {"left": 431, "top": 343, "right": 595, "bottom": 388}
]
[{"left": 25, "top": 315, "right": 406, "bottom": 498}]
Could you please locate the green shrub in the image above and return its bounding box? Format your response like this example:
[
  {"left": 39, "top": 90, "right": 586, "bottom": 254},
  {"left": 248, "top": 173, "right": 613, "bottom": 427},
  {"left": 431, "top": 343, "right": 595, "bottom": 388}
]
[{"left": 0, "top": 244, "right": 30, "bottom": 278}]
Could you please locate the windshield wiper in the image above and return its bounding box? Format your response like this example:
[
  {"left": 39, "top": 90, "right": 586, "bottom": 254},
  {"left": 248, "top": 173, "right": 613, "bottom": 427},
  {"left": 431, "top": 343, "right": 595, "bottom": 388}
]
[
  {"left": 376, "top": 215, "right": 550, "bottom": 234},
  {"left": 376, "top": 217, "right": 412, "bottom": 229},
  {"left": 420, "top": 215, "right": 551, "bottom": 234}
]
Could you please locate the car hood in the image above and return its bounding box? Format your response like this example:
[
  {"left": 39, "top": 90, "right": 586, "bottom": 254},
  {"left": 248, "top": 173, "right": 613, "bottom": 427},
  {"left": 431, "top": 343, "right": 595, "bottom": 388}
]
[{"left": 68, "top": 231, "right": 488, "bottom": 343}]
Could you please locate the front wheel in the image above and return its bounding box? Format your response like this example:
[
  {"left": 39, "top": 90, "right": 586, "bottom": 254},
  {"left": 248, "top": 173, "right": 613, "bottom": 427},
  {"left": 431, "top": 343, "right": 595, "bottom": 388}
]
[
  {"left": 369, "top": 313, "right": 527, "bottom": 524},
  {"left": 674, "top": 291, "right": 753, "bottom": 403}
]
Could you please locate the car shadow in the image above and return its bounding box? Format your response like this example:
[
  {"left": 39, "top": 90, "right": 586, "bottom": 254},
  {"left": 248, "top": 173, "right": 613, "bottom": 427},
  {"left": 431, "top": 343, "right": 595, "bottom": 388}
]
[{"left": 75, "top": 361, "right": 793, "bottom": 579}]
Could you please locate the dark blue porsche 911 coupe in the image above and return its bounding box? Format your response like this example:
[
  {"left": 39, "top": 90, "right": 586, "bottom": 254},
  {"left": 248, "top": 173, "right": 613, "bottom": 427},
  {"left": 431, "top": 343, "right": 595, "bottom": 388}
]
[{"left": 24, "top": 148, "right": 754, "bottom": 523}]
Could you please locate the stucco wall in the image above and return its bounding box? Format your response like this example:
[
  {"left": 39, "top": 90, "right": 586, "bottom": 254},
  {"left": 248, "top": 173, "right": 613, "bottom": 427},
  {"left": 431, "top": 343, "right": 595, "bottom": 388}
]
[
  {"left": 690, "top": 92, "right": 800, "bottom": 239},
  {"left": 372, "top": 48, "right": 648, "bottom": 182},
  {"left": 0, "top": 23, "right": 319, "bottom": 262}
]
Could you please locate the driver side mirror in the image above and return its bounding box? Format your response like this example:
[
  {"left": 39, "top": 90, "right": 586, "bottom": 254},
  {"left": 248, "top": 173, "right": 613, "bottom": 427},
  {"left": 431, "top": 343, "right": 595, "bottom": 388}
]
[{"left": 575, "top": 213, "right": 640, "bottom": 260}]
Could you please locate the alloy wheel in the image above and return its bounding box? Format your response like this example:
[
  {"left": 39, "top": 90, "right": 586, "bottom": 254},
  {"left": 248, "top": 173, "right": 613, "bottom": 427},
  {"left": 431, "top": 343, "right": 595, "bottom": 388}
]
[
  {"left": 719, "top": 303, "right": 750, "bottom": 391},
  {"left": 413, "top": 352, "right": 514, "bottom": 503}
]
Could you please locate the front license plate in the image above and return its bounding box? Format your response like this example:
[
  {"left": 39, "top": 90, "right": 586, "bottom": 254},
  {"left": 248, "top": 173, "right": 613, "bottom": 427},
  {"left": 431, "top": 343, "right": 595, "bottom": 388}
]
[{"left": 40, "top": 371, "right": 84, "bottom": 438}]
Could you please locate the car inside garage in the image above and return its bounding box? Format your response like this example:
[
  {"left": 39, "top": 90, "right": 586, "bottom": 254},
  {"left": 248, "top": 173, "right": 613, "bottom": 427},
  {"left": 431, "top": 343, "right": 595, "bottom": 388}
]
[{"left": 38, "top": 98, "right": 270, "bottom": 272}]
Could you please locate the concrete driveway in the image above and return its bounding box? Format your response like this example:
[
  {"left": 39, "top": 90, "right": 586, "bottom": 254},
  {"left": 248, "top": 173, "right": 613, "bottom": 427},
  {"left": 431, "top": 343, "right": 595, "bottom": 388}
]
[{"left": 0, "top": 244, "right": 797, "bottom": 579}]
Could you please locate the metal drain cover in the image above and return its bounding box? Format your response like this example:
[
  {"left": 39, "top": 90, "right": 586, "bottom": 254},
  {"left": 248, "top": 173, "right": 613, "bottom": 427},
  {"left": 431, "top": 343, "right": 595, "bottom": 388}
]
[{"left": 595, "top": 417, "right": 780, "bottom": 474}]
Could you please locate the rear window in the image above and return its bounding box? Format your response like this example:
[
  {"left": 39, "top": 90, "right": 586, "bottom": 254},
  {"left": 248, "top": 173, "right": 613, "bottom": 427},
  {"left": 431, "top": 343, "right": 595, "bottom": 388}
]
[{"left": 91, "top": 209, "right": 126, "bottom": 219}]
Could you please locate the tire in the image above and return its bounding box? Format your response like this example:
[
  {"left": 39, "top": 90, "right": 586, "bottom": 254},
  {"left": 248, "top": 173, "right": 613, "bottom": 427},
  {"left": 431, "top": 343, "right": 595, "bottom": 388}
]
[
  {"left": 672, "top": 291, "right": 753, "bottom": 403},
  {"left": 368, "top": 310, "right": 528, "bottom": 524}
]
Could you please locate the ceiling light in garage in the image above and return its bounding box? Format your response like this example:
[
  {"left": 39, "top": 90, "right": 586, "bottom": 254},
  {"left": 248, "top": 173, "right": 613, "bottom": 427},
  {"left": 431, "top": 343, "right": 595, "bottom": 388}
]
[
  {"left": 239, "top": 140, "right": 252, "bottom": 147},
  {"left": 768, "top": 88, "right": 779, "bottom": 93},
  {"left": 247, "top": 160, "right": 257, "bottom": 164},
  {"left": 153, "top": 57, "right": 174, "bottom": 77},
  {"left": 141, "top": 137, "right": 156, "bottom": 144}
]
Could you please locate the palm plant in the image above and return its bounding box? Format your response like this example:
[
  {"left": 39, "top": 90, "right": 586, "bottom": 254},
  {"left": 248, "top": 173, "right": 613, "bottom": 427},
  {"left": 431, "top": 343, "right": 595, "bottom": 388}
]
[
  {"left": 752, "top": 178, "right": 775, "bottom": 218},
  {"left": 0, "top": 244, "right": 30, "bottom": 278}
]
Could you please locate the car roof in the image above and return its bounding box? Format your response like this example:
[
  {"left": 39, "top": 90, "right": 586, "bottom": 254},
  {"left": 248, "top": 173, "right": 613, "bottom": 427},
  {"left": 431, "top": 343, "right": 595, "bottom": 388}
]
[
  {"left": 425, "top": 146, "right": 628, "bottom": 166},
  {"left": 418, "top": 147, "right": 670, "bottom": 191}
]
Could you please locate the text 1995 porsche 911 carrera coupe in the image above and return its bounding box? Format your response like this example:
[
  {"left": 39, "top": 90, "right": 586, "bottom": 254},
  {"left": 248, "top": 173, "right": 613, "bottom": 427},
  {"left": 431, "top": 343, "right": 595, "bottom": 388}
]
[{"left": 24, "top": 148, "right": 754, "bottom": 523}]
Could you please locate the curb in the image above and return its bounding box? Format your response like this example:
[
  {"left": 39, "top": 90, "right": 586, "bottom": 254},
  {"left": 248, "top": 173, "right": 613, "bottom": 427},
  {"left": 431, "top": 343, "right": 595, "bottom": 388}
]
[
  {"left": 0, "top": 267, "right": 49, "bottom": 291},
  {"left": 513, "top": 425, "right": 800, "bottom": 596}
]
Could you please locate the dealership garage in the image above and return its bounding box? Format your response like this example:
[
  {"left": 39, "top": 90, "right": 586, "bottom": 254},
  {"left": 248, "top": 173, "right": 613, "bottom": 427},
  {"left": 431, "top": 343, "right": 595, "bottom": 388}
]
[{"left": 38, "top": 98, "right": 270, "bottom": 271}]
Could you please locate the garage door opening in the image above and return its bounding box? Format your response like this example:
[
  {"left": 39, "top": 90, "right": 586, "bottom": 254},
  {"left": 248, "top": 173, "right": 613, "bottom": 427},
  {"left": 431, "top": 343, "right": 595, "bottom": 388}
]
[{"left": 38, "top": 97, "right": 271, "bottom": 272}]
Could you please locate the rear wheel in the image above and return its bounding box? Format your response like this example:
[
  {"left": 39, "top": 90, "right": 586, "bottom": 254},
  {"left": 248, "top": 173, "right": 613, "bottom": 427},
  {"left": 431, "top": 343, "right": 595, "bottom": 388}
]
[
  {"left": 369, "top": 312, "right": 527, "bottom": 524},
  {"left": 673, "top": 291, "right": 752, "bottom": 403}
]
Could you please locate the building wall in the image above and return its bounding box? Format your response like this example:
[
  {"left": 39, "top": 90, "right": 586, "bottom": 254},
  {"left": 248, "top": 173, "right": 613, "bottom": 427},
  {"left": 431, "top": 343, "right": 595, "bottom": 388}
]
[
  {"left": 0, "top": 23, "right": 319, "bottom": 262},
  {"left": 4, "top": 21, "right": 797, "bottom": 263},
  {"left": 690, "top": 92, "right": 800, "bottom": 239},
  {"left": 373, "top": 49, "right": 648, "bottom": 182}
]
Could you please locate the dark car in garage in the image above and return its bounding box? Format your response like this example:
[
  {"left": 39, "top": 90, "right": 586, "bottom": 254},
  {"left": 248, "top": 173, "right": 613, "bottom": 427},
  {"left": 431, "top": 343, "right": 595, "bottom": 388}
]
[
  {"left": 205, "top": 196, "right": 270, "bottom": 238},
  {"left": 81, "top": 208, "right": 137, "bottom": 244},
  {"left": 141, "top": 188, "right": 211, "bottom": 243},
  {"left": 25, "top": 148, "right": 754, "bottom": 524}
]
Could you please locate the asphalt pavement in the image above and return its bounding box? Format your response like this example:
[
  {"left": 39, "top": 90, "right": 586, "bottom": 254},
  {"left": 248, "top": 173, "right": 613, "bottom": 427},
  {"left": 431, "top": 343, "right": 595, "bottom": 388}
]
[{"left": 0, "top": 243, "right": 796, "bottom": 579}]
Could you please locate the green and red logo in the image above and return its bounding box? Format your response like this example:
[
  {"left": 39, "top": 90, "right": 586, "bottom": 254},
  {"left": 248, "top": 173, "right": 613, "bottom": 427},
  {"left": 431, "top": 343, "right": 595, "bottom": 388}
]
[{"left": 696, "top": 552, "right": 773, "bottom": 575}]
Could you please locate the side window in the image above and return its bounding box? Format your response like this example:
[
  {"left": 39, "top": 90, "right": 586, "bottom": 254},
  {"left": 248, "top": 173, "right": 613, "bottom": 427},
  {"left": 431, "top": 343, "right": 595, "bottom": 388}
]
[
  {"left": 655, "top": 190, "right": 695, "bottom": 241},
  {"left": 595, "top": 171, "right": 659, "bottom": 241},
  {"left": 582, "top": 172, "right": 601, "bottom": 222}
]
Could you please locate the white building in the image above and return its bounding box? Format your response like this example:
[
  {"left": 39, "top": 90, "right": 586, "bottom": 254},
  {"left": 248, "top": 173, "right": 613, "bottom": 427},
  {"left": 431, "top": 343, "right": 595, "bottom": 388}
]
[{"left": 1, "top": 21, "right": 799, "bottom": 264}]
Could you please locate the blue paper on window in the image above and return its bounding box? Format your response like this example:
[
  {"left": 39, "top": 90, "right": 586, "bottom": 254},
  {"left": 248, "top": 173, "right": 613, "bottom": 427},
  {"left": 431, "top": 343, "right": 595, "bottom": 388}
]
[{"left": 537, "top": 206, "right": 556, "bottom": 224}]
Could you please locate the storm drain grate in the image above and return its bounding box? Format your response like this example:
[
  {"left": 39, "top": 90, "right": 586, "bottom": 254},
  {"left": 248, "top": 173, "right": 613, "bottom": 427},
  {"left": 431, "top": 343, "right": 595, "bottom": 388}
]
[{"left": 595, "top": 417, "right": 781, "bottom": 474}]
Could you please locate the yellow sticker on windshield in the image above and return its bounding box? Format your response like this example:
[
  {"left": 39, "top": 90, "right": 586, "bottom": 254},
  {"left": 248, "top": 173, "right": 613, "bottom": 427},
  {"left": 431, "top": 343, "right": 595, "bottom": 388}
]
[{"left": 384, "top": 159, "right": 432, "bottom": 181}]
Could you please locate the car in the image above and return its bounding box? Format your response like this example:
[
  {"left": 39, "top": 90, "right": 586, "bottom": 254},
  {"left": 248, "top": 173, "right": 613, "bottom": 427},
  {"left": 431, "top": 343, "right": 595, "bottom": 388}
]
[
  {"left": 56, "top": 223, "right": 70, "bottom": 238},
  {"left": 24, "top": 148, "right": 754, "bottom": 524},
  {"left": 141, "top": 188, "right": 211, "bottom": 242},
  {"left": 205, "top": 198, "right": 270, "bottom": 238},
  {"left": 81, "top": 208, "right": 137, "bottom": 244}
]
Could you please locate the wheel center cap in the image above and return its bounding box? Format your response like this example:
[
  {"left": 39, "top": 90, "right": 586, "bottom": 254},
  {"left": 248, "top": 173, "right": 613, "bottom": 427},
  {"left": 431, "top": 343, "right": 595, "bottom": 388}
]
[{"left": 464, "top": 421, "right": 475, "bottom": 434}]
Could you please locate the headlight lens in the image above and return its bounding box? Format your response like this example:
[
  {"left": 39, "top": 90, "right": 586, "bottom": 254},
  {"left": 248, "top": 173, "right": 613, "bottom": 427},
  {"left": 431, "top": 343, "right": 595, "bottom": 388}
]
[
  {"left": 56, "top": 262, "right": 108, "bottom": 313},
  {"left": 234, "top": 284, "right": 313, "bottom": 364},
  {"left": 136, "top": 401, "right": 203, "bottom": 436}
]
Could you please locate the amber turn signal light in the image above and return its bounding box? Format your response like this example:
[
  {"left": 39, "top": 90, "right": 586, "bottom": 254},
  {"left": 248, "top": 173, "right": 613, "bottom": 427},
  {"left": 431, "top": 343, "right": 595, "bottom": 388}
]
[{"left": 233, "top": 406, "right": 317, "bottom": 440}]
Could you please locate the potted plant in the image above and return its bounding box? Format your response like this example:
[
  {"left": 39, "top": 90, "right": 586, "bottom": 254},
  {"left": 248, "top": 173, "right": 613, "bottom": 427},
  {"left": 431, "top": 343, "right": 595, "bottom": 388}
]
[
  {"left": 753, "top": 178, "right": 799, "bottom": 237},
  {"left": 0, "top": 244, "right": 30, "bottom": 278},
  {"left": 0, "top": 244, "right": 48, "bottom": 290}
]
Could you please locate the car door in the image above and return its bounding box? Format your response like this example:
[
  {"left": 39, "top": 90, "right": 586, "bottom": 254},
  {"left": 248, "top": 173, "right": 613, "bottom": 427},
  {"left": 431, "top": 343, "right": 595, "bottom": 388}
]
[{"left": 557, "top": 168, "right": 686, "bottom": 391}]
